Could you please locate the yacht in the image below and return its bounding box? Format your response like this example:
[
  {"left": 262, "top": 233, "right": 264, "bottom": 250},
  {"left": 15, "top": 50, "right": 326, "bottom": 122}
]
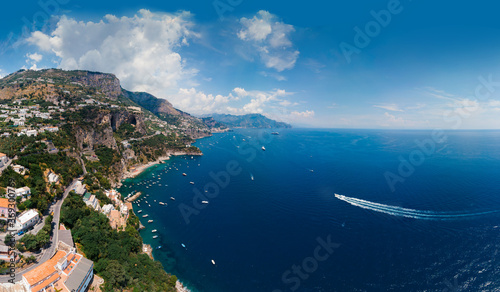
[
  {"left": 152, "top": 229, "right": 157, "bottom": 233},
  {"left": 137, "top": 210, "right": 143, "bottom": 213},
  {"left": 211, "top": 260, "right": 216, "bottom": 265},
  {"left": 159, "top": 202, "right": 165, "bottom": 205},
  {"left": 190, "top": 182, "right": 195, "bottom": 185},
  {"left": 182, "top": 173, "right": 187, "bottom": 176},
  {"left": 153, "top": 235, "right": 158, "bottom": 239},
  {"left": 148, "top": 220, "right": 153, "bottom": 223},
  {"left": 142, "top": 214, "right": 149, "bottom": 218},
  {"left": 202, "top": 201, "right": 209, "bottom": 204},
  {"left": 170, "top": 197, "right": 176, "bottom": 201},
  {"left": 262, "top": 146, "right": 266, "bottom": 151}
]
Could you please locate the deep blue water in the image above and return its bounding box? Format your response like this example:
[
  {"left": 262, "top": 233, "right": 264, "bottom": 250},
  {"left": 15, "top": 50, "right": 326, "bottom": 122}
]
[{"left": 119, "top": 129, "right": 500, "bottom": 292}]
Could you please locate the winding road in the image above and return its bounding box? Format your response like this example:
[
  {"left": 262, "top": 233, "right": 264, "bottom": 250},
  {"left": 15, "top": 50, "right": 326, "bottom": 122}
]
[{"left": 0, "top": 178, "right": 79, "bottom": 283}]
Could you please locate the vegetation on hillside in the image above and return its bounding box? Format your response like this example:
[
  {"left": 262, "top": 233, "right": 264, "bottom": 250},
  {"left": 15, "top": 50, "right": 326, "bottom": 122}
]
[{"left": 61, "top": 193, "right": 177, "bottom": 292}]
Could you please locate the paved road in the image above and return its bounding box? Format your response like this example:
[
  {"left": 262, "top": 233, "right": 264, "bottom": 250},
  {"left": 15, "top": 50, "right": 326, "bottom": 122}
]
[{"left": 0, "top": 178, "right": 79, "bottom": 283}]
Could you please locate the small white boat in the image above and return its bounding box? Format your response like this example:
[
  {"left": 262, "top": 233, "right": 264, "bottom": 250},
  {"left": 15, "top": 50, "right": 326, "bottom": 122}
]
[
  {"left": 159, "top": 202, "right": 165, "bottom": 205},
  {"left": 137, "top": 210, "right": 143, "bottom": 213},
  {"left": 148, "top": 220, "right": 153, "bottom": 223},
  {"left": 262, "top": 146, "right": 266, "bottom": 151},
  {"left": 190, "top": 182, "right": 194, "bottom": 185},
  {"left": 211, "top": 260, "right": 216, "bottom": 265},
  {"left": 148, "top": 204, "right": 151, "bottom": 207},
  {"left": 153, "top": 235, "right": 158, "bottom": 239},
  {"left": 170, "top": 197, "right": 176, "bottom": 201},
  {"left": 181, "top": 243, "right": 186, "bottom": 248},
  {"left": 152, "top": 229, "right": 157, "bottom": 233},
  {"left": 202, "top": 201, "right": 209, "bottom": 204},
  {"left": 142, "top": 214, "right": 149, "bottom": 218},
  {"left": 182, "top": 173, "right": 187, "bottom": 176}
]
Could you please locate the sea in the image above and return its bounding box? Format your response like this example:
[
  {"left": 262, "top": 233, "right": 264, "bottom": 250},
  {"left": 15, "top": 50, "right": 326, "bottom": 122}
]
[{"left": 118, "top": 129, "right": 500, "bottom": 292}]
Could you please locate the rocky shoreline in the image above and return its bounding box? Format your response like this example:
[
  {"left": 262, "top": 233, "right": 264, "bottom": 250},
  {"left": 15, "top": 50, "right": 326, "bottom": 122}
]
[{"left": 119, "top": 150, "right": 202, "bottom": 292}]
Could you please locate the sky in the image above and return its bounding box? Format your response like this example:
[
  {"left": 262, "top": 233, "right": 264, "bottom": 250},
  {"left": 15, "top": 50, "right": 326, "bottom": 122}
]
[{"left": 1, "top": 0, "right": 500, "bottom": 129}]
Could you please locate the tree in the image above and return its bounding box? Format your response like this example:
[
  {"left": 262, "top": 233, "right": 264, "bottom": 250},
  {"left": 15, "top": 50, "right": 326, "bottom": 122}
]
[
  {"left": 4, "top": 234, "right": 13, "bottom": 246},
  {"left": 25, "top": 255, "right": 36, "bottom": 264},
  {"left": 104, "top": 260, "right": 129, "bottom": 288}
]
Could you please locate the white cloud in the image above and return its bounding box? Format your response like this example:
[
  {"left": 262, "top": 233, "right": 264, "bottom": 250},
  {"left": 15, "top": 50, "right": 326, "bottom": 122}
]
[
  {"left": 27, "top": 53, "right": 43, "bottom": 63},
  {"left": 290, "top": 110, "right": 315, "bottom": 119},
  {"left": 373, "top": 104, "right": 404, "bottom": 112},
  {"left": 172, "top": 87, "right": 292, "bottom": 116},
  {"left": 25, "top": 52, "right": 44, "bottom": 70},
  {"left": 383, "top": 112, "right": 404, "bottom": 125},
  {"left": 27, "top": 10, "right": 199, "bottom": 96},
  {"left": 488, "top": 100, "right": 500, "bottom": 107},
  {"left": 238, "top": 11, "right": 299, "bottom": 72}
]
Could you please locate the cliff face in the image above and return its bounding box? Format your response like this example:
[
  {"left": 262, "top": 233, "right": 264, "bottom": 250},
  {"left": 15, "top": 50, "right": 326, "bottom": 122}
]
[
  {"left": 71, "top": 71, "right": 122, "bottom": 100},
  {"left": 123, "top": 91, "right": 181, "bottom": 116},
  {"left": 75, "top": 109, "right": 146, "bottom": 151}
]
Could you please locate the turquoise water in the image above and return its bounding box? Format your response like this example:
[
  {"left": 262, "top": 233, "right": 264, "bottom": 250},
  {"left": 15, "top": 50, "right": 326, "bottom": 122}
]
[{"left": 119, "top": 129, "right": 500, "bottom": 291}]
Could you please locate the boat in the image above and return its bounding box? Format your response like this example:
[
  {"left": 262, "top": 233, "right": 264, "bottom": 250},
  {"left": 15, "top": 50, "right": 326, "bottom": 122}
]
[
  {"left": 148, "top": 204, "right": 151, "bottom": 207},
  {"left": 271, "top": 132, "right": 279, "bottom": 135},
  {"left": 250, "top": 174, "right": 254, "bottom": 181},
  {"left": 182, "top": 173, "right": 187, "bottom": 176},
  {"left": 137, "top": 210, "right": 143, "bottom": 213},
  {"left": 152, "top": 229, "right": 157, "bottom": 233},
  {"left": 159, "top": 202, "right": 165, "bottom": 205},
  {"left": 261, "top": 146, "right": 266, "bottom": 151},
  {"left": 142, "top": 214, "right": 149, "bottom": 218},
  {"left": 202, "top": 201, "right": 209, "bottom": 204},
  {"left": 190, "top": 182, "right": 194, "bottom": 185},
  {"left": 170, "top": 197, "right": 176, "bottom": 201},
  {"left": 181, "top": 243, "right": 186, "bottom": 248},
  {"left": 156, "top": 246, "right": 162, "bottom": 249},
  {"left": 211, "top": 260, "right": 216, "bottom": 265},
  {"left": 148, "top": 220, "right": 153, "bottom": 223},
  {"left": 153, "top": 235, "right": 158, "bottom": 239}
]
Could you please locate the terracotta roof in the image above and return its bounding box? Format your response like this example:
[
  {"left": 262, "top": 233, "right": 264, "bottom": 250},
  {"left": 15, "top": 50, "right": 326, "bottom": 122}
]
[
  {"left": 0, "top": 153, "right": 6, "bottom": 157},
  {"left": 0, "top": 198, "right": 10, "bottom": 209},
  {"left": 23, "top": 250, "right": 67, "bottom": 286},
  {"left": 30, "top": 273, "right": 60, "bottom": 292}
]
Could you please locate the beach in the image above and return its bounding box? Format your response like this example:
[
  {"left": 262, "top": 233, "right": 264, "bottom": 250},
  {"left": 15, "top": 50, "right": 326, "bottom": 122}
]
[{"left": 122, "top": 155, "right": 171, "bottom": 179}]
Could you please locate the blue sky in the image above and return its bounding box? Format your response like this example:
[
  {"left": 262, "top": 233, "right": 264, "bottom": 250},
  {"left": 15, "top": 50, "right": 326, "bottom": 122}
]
[{"left": 1, "top": 0, "right": 500, "bottom": 128}]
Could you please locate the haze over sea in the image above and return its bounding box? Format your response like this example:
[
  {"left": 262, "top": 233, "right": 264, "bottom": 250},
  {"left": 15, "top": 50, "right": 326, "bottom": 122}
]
[{"left": 119, "top": 129, "right": 500, "bottom": 291}]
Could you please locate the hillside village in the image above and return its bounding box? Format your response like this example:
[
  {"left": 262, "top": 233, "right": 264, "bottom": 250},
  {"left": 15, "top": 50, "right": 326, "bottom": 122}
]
[{"left": 0, "top": 69, "right": 217, "bottom": 292}]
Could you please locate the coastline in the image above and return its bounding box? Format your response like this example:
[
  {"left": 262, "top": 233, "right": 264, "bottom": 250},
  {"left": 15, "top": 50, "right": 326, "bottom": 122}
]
[
  {"left": 120, "top": 151, "right": 204, "bottom": 183},
  {"left": 120, "top": 150, "right": 203, "bottom": 292}
]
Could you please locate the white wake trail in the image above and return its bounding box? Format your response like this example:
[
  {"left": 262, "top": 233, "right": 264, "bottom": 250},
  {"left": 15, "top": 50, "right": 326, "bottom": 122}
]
[{"left": 335, "top": 194, "right": 498, "bottom": 220}]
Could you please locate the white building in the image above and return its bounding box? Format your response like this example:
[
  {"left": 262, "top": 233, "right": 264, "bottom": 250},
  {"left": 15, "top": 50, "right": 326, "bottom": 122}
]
[
  {"left": 0, "top": 153, "right": 8, "bottom": 168},
  {"left": 101, "top": 204, "right": 115, "bottom": 215},
  {"left": 14, "top": 186, "right": 31, "bottom": 197},
  {"left": 12, "top": 164, "right": 27, "bottom": 175},
  {"left": 74, "top": 181, "right": 87, "bottom": 195},
  {"left": 26, "top": 129, "right": 37, "bottom": 137},
  {"left": 120, "top": 203, "right": 128, "bottom": 215},
  {"left": 48, "top": 172, "right": 59, "bottom": 183},
  {"left": 84, "top": 195, "right": 100, "bottom": 211},
  {"left": 44, "top": 126, "right": 59, "bottom": 133},
  {"left": 15, "top": 209, "right": 39, "bottom": 231}
]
